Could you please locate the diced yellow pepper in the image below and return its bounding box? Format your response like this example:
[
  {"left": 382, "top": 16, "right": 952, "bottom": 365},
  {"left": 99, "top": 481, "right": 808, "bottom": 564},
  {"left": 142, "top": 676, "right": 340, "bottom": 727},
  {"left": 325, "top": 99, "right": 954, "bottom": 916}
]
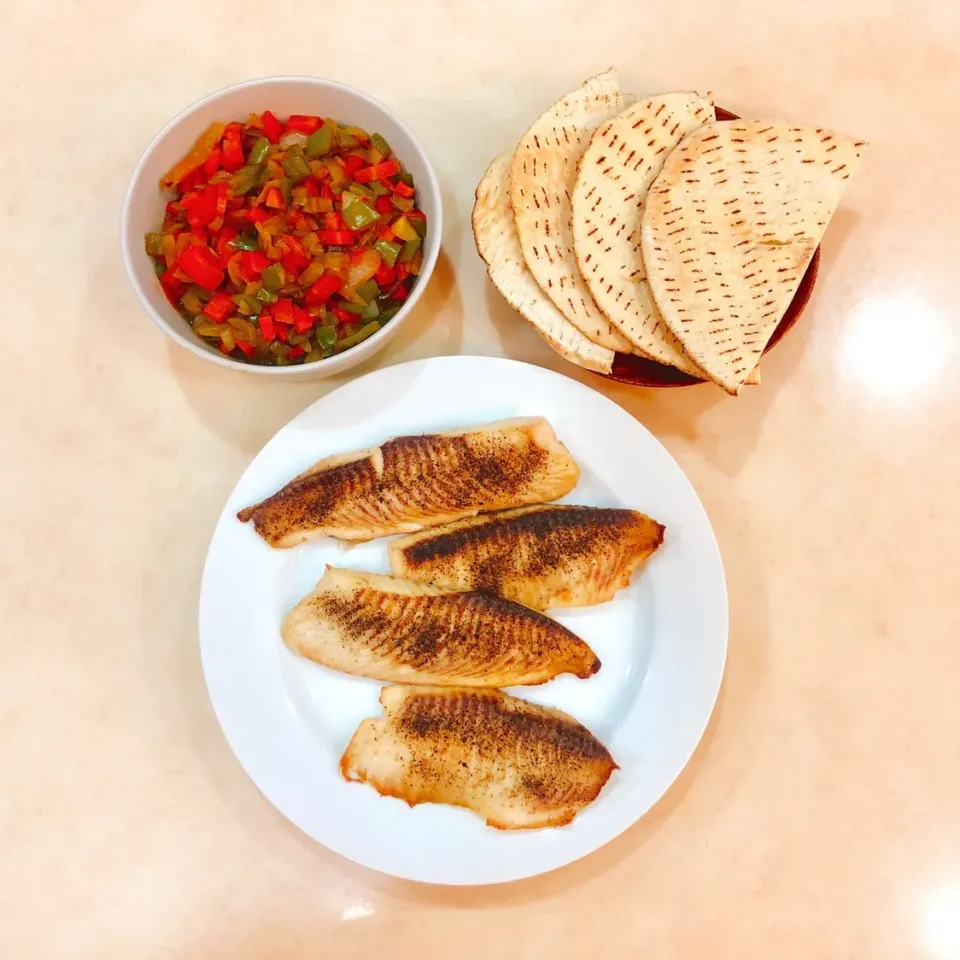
[{"left": 392, "top": 216, "right": 418, "bottom": 243}]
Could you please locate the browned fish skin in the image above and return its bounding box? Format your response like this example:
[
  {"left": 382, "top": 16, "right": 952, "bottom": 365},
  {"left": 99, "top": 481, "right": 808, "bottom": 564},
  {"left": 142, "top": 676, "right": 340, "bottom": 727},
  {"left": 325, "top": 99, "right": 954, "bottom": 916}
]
[
  {"left": 340, "top": 686, "right": 618, "bottom": 829},
  {"left": 389, "top": 504, "right": 665, "bottom": 610},
  {"left": 282, "top": 568, "right": 600, "bottom": 686},
  {"left": 237, "top": 418, "right": 579, "bottom": 547}
]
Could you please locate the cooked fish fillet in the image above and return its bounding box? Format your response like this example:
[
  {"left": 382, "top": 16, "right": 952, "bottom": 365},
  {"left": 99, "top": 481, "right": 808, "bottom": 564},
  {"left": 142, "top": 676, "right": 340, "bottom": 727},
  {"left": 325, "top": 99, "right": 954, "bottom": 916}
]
[
  {"left": 283, "top": 567, "right": 600, "bottom": 686},
  {"left": 341, "top": 685, "right": 618, "bottom": 829},
  {"left": 389, "top": 504, "right": 664, "bottom": 611},
  {"left": 237, "top": 417, "right": 579, "bottom": 548}
]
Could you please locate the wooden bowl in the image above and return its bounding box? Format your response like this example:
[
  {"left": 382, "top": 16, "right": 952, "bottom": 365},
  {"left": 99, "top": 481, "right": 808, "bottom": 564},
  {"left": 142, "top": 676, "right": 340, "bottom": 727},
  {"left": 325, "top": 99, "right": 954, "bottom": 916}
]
[{"left": 600, "top": 107, "right": 820, "bottom": 388}]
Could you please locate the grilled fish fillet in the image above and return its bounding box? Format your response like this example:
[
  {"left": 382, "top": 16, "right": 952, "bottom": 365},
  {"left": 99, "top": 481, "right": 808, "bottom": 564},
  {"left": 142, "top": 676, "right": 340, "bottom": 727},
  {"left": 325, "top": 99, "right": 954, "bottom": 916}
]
[
  {"left": 283, "top": 567, "right": 600, "bottom": 686},
  {"left": 389, "top": 504, "right": 664, "bottom": 611},
  {"left": 237, "top": 417, "right": 579, "bottom": 547},
  {"left": 341, "top": 685, "right": 617, "bottom": 829}
]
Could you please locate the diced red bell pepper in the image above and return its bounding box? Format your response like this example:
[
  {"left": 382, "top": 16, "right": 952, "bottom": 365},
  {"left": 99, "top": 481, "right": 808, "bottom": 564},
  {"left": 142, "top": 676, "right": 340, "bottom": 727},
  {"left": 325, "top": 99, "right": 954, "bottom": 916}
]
[
  {"left": 319, "top": 182, "right": 336, "bottom": 201},
  {"left": 375, "top": 195, "right": 394, "bottom": 214},
  {"left": 258, "top": 311, "right": 276, "bottom": 343},
  {"left": 178, "top": 165, "right": 208, "bottom": 193},
  {"left": 392, "top": 281, "right": 409, "bottom": 301},
  {"left": 354, "top": 159, "right": 401, "bottom": 183},
  {"left": 305, "top": 273, "right": 342, "bottom": 306},
  {"left": 165, "top": 201, "right": 182, "bottom": 218},
  {"left": 235, "top": 339, "right": 256, "bottom": 358},
  {"left": 264, "top": 187, "right": 285, "bottom": 210},
  {"left": 395, "top": 262, "right": 410, "bottom": 281},
  {"left": 222, "top": 132, "right": 245, "bottom": 172},
  {"left": 190, "top": 227, "right": 209, "bottom": 243},
  {"left": 203, "top": 291, "right": 235, "bottom": 323},
  {"left": 374, "top": 261, "right": 397, "bottom": 287},
  {"left": 390, "top": 179, "right": 416, "bottom": 198},
  {"left": 214, "top": 226, "right": 239, "bottom": 266},
  {"left": 287, "top": 345, "right": 306, "bottom": 359},
  {"left": 274, "top": 298, "right": 295, "bottom": 326},
  {"left": 302, "top": 177, "right": 320, "bottom": 198},
  {"left": 247, "top": 206, "right": 272, "bottom": 223},
  {"left": 203, "top": 147, "right": 222, "bottom": 176},
  {"left": 176, "top": 244, "right": 224, "bottom": 290},
  {"left": 274, "top": 322, "right": 291, "bottom": 343},
  {"left": 261, "top": 110, "right": 284, "bottom": 144},
  {"left": 293, "top": 306, "right": 314, "bottom": 333},
  {"left": 321, "top": 212, "right": 345, "bottom": 231},
  {"left": 286, "top": 115, "right": 322, "bottom": 135},
  {"left": 278, "top": 234, "right": 310, "bottom": 262},
  {"left": 318, "top": 229, "right": 354, "bottom": 245},
  {"left": 406, "top": 209, "right": 426, "bottom": 224},
  {"left": 332, "top": 305, "right": 356, "bottom": 325},
  {"left": 238, "top": 251, "right": 271, "bottom": 282},
  {"left": 183, "top": 183, "right": 228, "bottom": 229},
  {"left": 161, "top": 284, "right": 183, "bottom": 310},
  {"left": 342, "top": 155, "right": 367, "bottom": 178},
  {"left": 160, "top": 267, "right": 185, "bottom": 290}
]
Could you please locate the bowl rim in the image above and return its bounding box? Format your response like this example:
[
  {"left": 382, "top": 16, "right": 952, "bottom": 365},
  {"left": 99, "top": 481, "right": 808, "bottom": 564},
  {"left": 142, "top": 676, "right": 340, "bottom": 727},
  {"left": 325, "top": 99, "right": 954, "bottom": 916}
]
[{"left": 120, "top": 74, "right": 443, "bottom": 376}]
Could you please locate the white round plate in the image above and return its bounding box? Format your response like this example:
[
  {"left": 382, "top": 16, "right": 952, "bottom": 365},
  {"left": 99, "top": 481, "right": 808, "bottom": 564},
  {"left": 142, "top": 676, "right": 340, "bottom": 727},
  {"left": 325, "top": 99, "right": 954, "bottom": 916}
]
[{"left": 200, "top": 356, "right": 727, "bottom": 885}]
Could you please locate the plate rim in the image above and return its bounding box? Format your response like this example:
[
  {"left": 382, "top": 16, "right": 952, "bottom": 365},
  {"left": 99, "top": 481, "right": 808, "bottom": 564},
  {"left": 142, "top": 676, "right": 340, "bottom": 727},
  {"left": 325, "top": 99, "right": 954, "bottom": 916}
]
[{"left": 199, "top": 355, "right": 729, "bottom": 884}]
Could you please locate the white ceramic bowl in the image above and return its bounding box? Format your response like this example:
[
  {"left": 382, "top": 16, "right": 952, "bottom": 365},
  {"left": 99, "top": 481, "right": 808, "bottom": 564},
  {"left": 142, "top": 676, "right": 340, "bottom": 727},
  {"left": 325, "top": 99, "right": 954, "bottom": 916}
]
[{"left": 121, "top": 76, "right": 442, "bottom": 376}]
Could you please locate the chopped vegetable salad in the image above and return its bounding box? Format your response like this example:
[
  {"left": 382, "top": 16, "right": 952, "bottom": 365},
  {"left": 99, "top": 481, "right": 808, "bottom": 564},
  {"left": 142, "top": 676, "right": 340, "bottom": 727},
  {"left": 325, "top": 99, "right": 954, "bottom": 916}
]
[{"left": 146, "top": 112, "right": 426, "bottom": 365}]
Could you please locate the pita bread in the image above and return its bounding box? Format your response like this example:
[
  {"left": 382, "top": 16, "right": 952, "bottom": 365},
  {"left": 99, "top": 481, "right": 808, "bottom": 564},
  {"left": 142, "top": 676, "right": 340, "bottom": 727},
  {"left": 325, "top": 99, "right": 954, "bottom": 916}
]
[
  {"left": 473, "top": 153, "right": 615, "bottom": 374},
  {"left": 571, "top": 93, "right": 714, "bottom": 377},
  {"left": 510, "top": 70, "right": 634, "bottom": 353},
  {"left": 642, "top": 121, "right": 864, "bottom": 394}
]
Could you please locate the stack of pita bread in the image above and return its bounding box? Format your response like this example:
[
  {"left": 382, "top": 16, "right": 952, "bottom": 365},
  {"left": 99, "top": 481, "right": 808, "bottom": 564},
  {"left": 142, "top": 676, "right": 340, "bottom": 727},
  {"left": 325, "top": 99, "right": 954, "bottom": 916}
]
[{"left": 472, "top": 69, "right": 864, "bottom": 395}]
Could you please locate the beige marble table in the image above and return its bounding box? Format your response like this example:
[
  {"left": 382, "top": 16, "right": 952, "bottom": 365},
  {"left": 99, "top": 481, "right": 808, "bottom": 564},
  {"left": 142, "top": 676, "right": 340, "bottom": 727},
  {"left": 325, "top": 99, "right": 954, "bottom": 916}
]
[{"left": 3, "top": 1, "right": 959, "bottom": 956}]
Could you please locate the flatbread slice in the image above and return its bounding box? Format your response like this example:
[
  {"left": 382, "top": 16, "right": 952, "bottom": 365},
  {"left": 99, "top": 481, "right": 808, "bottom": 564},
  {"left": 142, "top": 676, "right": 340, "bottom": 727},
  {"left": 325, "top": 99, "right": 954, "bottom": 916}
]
[
  {"left": 642, "top": 121, "right": 864, "bottom": 394},
  {"left": 510, "top": 70, "right": 634, "bottom": 353},
  {"left": 473, "top": 153, "right": 614, "bottom": 374},
  {"left": 571, "top": 93, "right": 714, "bottom": 376}
]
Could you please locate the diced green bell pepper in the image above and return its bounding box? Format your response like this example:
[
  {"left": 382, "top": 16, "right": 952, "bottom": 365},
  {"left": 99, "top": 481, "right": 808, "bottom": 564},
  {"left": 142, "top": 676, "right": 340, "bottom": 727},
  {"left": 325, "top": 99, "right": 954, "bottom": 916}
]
[
  {"left": 229, "top": 233, "right": 260, "bottom": 251},
  {"left": 230, "top": 165, "right": 263, "bottom": 196},
  {"left": 305, "top": 125, "right": 335, "bottom": 158},
  {"left": 335, "top": 321, "right": 380, "bottom": 351},
  {"left": 341, "top": 193, "right": 380, "bottom": 230},
  {"left": 282, "top": 145, "right": 312, "bottom": 182},
  {"left": 144, "top": 232, "right": 165, "bottom": 256},
  {"left": 261, "top": 263, "right": 285, "bottom": 292},
  {"left": 181, "top": 287, "right": 205, "bottom": 316},
  {"left": 255, "top": 286, "right": 279, "bottom": 303},
  {"left": 374, "top": 239, "right": 402, "bottom": 267},
  {"left": 355, "top": 280, "right": 380, "bottom": 303},
  {"left": 316, "top": 325, "right": 338, "bottom": 349},
  {"left": 347, "top": 182, "right": 375, "bottom": 200},
  {"left": 397, "top": 236, "right": 421, "bottom": 263},
  {"left": 248, "top": 137, "right": 271, "bottom": 165},
  {"left": 232, "top": 293, "right": 262, "bottom": 316},
  {"left": 338, "top": 301, "right": 367, "bottom": 315},
  {"left": 370, "top": 133, "right": 392, "bottom": 158}
]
